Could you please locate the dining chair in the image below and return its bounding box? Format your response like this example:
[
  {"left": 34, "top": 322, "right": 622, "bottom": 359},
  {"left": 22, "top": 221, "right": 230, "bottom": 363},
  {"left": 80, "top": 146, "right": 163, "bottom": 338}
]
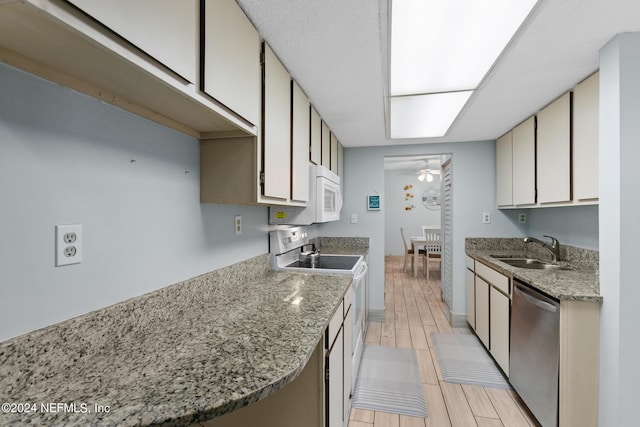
[
  {"left": 400, "top": 226, "right": 424, "bottom": 273},
  {"left": 422, "top": 228, "right": 442, "bottom": 281}
]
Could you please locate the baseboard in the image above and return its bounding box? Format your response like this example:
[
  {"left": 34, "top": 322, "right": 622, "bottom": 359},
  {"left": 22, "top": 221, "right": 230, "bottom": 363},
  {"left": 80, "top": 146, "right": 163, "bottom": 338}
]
[
  {"left": 368, "top": 309, "right": 385, "bottom": 322},
  {"left": 450, "top": 312, "right": 468, "bottom": 328}
]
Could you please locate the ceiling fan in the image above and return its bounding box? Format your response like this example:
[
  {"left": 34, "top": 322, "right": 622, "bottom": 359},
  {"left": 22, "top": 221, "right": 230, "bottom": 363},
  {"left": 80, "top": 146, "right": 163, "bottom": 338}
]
[{"left": 417, "top": 160, "right": 442, "bottom": 182}]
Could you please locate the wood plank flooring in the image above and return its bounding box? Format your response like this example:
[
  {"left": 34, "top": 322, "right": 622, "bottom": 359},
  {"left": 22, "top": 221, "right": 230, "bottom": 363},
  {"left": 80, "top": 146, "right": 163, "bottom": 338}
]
[{"left": 348, "top": 256, "right": 540, "bottom": 427}]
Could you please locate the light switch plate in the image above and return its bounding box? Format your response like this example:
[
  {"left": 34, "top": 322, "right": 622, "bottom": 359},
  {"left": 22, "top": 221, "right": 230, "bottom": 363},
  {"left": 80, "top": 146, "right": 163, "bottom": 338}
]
[{"left": 350, "top": 213, "right": 358, "bottom": 224}]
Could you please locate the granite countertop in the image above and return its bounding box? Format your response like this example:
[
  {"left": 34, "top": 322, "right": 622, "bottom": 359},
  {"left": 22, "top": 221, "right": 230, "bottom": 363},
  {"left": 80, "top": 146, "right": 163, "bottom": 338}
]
[
  {"left": 465, "top": 238, "right": 601, "bottom": 302},
  {"left": 0, "top": 254, "right": 353, "bottom": 427}
]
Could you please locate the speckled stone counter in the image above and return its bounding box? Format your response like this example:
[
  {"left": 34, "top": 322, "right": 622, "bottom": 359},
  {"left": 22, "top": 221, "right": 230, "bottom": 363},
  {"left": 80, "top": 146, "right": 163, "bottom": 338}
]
[
  {"left": 466, "top": 238, "right": 601, "bottom": 301},
  {"left": 0, "top": 254, "right": 352, "bottom": 427},
  {"left": 314, "top": 237, "right": 369, "bottom": 257}
]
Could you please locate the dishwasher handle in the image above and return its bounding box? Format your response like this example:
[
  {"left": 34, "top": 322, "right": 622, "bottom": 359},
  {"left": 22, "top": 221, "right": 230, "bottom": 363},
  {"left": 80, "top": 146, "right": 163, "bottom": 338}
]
[{"left": 514, "top": 284, "right": 559, "bottom": 313}]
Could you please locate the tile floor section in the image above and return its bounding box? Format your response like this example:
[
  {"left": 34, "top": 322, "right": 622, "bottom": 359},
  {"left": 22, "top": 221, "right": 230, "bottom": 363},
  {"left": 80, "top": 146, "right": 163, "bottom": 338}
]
[{"left": 348, "top": 256, "right": 541, "bottom": 427}]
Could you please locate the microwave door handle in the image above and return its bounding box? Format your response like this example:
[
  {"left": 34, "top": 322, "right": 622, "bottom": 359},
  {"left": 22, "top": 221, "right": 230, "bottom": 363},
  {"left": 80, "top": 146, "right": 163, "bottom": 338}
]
[{"left": 337, "top": 189, "right": 343, "bottom": 213}]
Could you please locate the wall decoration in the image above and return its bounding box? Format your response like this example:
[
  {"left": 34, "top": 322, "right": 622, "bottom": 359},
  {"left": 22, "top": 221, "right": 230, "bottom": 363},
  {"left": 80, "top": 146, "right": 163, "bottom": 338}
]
[
  {"left": 422, "top": 186, "right": 441, "bottom": 211},
  {"left": 367, "top": 194, "right": 381, "bottom": 211},
  {"left": 404, "top": 184, "right": 415, "bottom": 210}
]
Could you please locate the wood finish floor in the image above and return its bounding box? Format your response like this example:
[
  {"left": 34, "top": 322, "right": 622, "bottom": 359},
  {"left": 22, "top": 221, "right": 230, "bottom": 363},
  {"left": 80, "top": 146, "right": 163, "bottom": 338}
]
[{"left": 348, "top": 256, "right": 540, "bottom": 427}]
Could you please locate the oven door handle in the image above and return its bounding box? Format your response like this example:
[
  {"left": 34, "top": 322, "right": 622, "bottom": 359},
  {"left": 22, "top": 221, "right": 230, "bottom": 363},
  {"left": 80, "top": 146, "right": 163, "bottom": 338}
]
[{"left": 354, "top": 262, "right": 368, "bottom": 282}]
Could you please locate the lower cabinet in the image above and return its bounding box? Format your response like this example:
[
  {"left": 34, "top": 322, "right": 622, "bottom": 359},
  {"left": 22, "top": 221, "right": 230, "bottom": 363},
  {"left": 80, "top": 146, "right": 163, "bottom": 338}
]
[
  {"left": 489, "top": 286, "right": 510, "bottom": 376},
  {"left": 467, "top": 256, "right": 511, "bottom": 376}
]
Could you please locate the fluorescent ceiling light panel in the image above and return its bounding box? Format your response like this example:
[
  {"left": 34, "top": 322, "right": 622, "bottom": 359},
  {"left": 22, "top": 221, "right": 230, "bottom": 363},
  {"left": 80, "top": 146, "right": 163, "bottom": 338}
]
[
  {"left": 390, "top": 91, "right": 473, "bottom": 138},
  {"left": 390, "top": 0, "right": 538, "bottom": 96}
]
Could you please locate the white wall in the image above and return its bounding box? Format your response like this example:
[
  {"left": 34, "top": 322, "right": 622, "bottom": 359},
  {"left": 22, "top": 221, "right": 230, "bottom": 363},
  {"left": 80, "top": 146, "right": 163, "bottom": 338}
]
[
  {"left": 0, "top": 63, "right": 269, "bottom": 341},
  {"left": 598, "top": 32, "right": 640, "bottom": 427},
  {"left": 320, "top": 141, "right": 527, "bottom": 318},
  {"left": 384, "top": 168, "right": 441, "bottom": 255}
]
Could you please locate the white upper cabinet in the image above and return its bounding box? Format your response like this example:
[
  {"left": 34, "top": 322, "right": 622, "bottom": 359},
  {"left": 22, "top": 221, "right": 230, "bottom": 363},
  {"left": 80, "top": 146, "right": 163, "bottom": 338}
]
[
  {"left": 262, "top": 43, "right": 291, "bottom": 200},
  {"left": 68, "top": 0, "right": 198, "bottom": 84},
  {"left": 337, "top": 142, "right": 344, "bottom": 178},
  {"left": 573, "top": 72, "right": 599, "bottom": 201},
  {"left": 512, "top": 117, "right": 536, "bottom": 205},
  {"left": 537, "top": 92, "right": 571, "bottom": 204},
  {"left": 202, "top": 0, "right": 260, "bottom": 126},
  {"left": 496, "top": 131, "right": 513, "bottom": 207},
  {"left": 330, "top": 132, "right": 339, "bottom": 174},
  {"left": 321, "top": 121, "right": 331, "bottom": 167},
  {"left": 310, "top": 107, "right": 322, "bottom": 165},
  {"left": 291, "top": 81, "right": 310, "bottom": 203}
]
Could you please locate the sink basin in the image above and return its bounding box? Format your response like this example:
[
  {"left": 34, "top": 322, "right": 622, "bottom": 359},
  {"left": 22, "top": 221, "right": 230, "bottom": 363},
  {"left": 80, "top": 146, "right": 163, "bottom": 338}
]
[{"left": 493, "top": 257, "right": 574, "bottom": 271}]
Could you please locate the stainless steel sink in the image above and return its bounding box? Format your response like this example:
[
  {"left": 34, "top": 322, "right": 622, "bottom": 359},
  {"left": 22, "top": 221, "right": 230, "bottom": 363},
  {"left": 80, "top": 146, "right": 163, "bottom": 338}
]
[{"left": 492, "top": 257, "right": 574, "bottom": 271}]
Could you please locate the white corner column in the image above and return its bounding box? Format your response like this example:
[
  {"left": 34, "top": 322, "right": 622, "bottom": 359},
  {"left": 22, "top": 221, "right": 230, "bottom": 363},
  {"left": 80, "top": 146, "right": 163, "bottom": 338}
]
[{"left": 598, "top": 32, "right": 640, "bottom": 426}]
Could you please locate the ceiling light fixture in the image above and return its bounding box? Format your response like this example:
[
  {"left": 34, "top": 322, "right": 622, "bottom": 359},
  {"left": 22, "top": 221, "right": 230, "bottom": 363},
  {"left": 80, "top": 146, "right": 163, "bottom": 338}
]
[{"left": 389, "top": 0, "right": 539, "bottom": 138}]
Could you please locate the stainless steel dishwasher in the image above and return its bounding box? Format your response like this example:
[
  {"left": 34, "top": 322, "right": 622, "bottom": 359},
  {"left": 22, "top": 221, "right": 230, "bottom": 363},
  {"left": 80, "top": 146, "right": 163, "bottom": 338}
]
[{"left": 510, "top": 280, "right": 560, "bottom": 427}]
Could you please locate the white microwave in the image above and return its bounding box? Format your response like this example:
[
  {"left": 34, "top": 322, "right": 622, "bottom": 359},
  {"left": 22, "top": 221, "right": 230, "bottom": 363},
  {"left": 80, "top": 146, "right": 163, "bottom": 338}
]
[{"left": 269, "top": 164, "right": 342, "bottom": 225}]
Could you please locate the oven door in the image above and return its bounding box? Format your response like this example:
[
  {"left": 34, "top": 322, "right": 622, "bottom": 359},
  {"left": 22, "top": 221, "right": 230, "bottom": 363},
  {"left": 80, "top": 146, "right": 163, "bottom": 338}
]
[{"left": 351, "top": 261, "right": 367, "bottom": 389}]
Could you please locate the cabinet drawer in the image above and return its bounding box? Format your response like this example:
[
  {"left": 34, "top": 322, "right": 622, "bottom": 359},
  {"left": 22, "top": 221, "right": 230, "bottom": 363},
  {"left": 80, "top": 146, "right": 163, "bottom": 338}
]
[
  {"left": 476, "top": 262, "right": 510, "bottom": 295},
  {"left": 328, "top": 300, "right": 344, "bottom": 346},
  {"left": 466, "top": 256, "right": 475, "bottom": 271}
]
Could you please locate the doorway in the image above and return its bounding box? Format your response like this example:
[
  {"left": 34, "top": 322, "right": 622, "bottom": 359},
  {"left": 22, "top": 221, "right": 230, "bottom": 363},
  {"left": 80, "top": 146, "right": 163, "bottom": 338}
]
[{"left": 383, "top": 154, "right": 453, "bottom": 312}]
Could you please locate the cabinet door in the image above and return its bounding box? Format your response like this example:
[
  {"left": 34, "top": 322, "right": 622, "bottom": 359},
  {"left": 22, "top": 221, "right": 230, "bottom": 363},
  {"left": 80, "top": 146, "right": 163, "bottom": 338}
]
[
  {"left": 573, "top": 72, "right": 599, "bottom": 201},
  {"left": 310, "top": 107, "right": 322, "bottom": 165},
  {"left": 337, "top": 142, "right": 344, "bottom": 178},
  {"left": 321, "top": 121, "right": 331, "bottom": 167},
  {"left": 330, "top": 133, "right": 339, "bottom": 174},
  {"left": 68, "top": 0, "right": 198, "bottom": 84},
  {"left": 203, "top": 0, "right": 260, "bottom": 126},
  {"left": 537, "top": 92, "right": 571, "bottom": 203},
  {"left": 466, "top": 268, "right": 476, "bottom": 330},
  {"left": 512, "top": 117, "right": 536, "bottom": 205},
  {"left": 496, "top": 131, "right": 513, "bottom": 207},
  {"left": 292, "top": 81, "right": 310, "bottom": 203},
  {"left": 490, "top": 287, "right": 510, "bottom": 376},
  {"left": 475, "top": 277, "right": 490, "bottom": 348},
  {"left": 327, "top": 327, "right": 344, "bottom": 427},
  {"left": 262, "top": 43, "right": 291, "bottom": 200}
]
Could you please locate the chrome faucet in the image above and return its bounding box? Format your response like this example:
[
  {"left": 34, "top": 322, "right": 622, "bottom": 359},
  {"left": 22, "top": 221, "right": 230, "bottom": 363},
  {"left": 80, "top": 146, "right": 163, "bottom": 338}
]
[{"left": 523, "top": 235, "right": 561, "bottom": 262}]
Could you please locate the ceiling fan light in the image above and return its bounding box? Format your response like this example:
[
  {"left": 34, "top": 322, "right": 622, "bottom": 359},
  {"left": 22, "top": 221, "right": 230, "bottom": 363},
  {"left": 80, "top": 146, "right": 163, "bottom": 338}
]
[
  {"left": 418, "top": 173, "right": 426, "bottom": 181},
  {"left": 426, "top": 172, "right": 434, "bottom": 182}
]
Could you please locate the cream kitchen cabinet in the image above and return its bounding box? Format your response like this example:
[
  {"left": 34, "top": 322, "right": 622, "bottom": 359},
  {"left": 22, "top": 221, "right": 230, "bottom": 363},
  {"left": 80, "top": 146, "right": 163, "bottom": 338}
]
[
  {"left": 496, "top": 131, "right": 513, "bottom": 207},
  {"left": 537, "top": 92, "right": 571, "bottom": 204},
  {"left": 67, "top": 0, "right": 198, "bottom": 84},
  {"left": 262, "top": 43, "right": 292, "bottom": 201},
  {"left": 291, "top": 81, "right": 311, "bottom": 203},
  {"left": 474, "top": 276, "right": 490, "bottom": 348},
  {"left": 573, "top": 72, "right": 599, "bottom": 202},
  {"left": 512, "top": 117, "right": 536, "bottom": 206},
  {"left": 202, "top": 0, "right": 261, "bottom": 127},
  {"left": 0, "top": 0, "right": 255, "bottom": 138},
  {"left": 322, "top": 121, "right": 331, "bottom": 168},
  {"left": 330, "top": 133, "right": 339, "bottom": 174},
  {"left": 469, "top": 260, "right": 511, "bottom": 376},
  {"left": 466, "top": 256, "right": 476, "bottom": 329},
  {"left": 311, "top": 107, "right": 322, "bottom": 165},
  {"left": 337, "top": 142, "right": 344, "bottom": 178}
]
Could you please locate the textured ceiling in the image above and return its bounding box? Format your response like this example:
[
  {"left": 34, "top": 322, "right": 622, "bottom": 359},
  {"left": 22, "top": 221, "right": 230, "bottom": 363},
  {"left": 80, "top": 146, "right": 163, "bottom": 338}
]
[{"left": 237, "top": 0, "right": 640, "bottom": 147}]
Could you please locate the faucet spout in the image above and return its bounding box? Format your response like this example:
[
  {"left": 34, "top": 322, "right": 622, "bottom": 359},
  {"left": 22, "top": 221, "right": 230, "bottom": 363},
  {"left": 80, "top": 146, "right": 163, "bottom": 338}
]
[{"left": 523, "top": 235, "right": 561, "bottom": 262}]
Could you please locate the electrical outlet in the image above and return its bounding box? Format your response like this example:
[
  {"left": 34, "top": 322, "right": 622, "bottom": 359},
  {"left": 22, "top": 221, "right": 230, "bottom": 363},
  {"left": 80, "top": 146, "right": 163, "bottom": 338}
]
[
  {"left": 518, "top": 212, "right": 527, "bottom": 224},
  {"left": 482, "top": 212, "right": 491, "bottom": 224},
  {"left": 234, "top": 215, "right": 242, "bottom": 235},
  {"left": 56, "top": 224, "right": 82, "bottom": 266}
]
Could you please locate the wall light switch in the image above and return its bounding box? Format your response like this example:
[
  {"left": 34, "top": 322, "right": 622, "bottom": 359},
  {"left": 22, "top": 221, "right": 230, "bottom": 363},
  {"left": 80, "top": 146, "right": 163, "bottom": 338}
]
[
  {"left": 482, "top": 212, "right": 491, "bottom": 224},
  {"left": 350, "top": 213, "right": 358, "bottom": 224}
]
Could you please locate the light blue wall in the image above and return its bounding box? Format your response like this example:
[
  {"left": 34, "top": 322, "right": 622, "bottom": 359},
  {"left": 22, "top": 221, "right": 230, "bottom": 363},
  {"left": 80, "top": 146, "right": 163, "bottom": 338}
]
[
  {"left": 0, "top": 63, "right": 269, "bottom": 341},
  {"left": 526, "top": 205, "right": 599, "bottom": 250},
  {"left": 320, "top": 141, "right": 528, "bottom": 318},
  {"left": 384, "top": 168, "right": 442, "bottom": 255}
]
